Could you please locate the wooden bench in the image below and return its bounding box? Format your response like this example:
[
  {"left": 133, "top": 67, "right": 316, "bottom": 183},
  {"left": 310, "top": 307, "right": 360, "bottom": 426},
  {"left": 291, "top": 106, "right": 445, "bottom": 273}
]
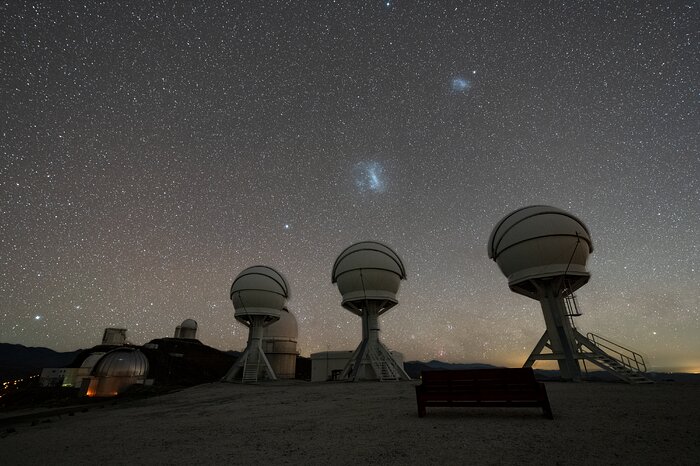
[{"left": 415, "top": 368, "right": 553, "bottom": 419}]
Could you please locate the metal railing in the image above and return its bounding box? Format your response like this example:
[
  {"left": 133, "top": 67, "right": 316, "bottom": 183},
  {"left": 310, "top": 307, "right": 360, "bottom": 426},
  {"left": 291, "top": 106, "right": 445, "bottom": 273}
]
[{"left": 586, "top": 333, "right": 647, "bottom": 373}]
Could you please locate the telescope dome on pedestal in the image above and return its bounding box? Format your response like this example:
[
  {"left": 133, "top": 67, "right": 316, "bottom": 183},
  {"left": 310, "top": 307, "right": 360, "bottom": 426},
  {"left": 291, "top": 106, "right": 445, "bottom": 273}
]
[
  {"left": 488, "top": 205, "right": 593, "bottom": 292},
  {"left": 486, "top": 205, "right": 652, "bottom": 383},
  {"left": 231, "top": 265, "right": 289, "bottom": 325},
  {"left": 332, "top": 241, "right": 407, "bottom": 310},
  {"left": 223, "top": 265, "right": 290, "bottom": 383},
  {"left": 330, "top": 241, "right": 410, "bottom": 381}
]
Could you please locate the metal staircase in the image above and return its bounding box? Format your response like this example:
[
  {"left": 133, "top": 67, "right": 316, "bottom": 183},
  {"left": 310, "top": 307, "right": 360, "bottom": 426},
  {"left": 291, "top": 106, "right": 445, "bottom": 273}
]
[
  {"left": 368, "top": 344, "right": 400, "bottom": 381},
  {"left": 222, "top": 343, "right": 277, "bottom": 383},
  {"left": 564, "top": 293, "right": 652, "bottom": 384},
  {"left": 525, "top": 291, "right": 653, "bottom": 384},
  {"left": 575, "top": 331, "right": 653, "bottom": 384},
  {"left": 242, "top": 354, "right": 260, "bottom": 383}
]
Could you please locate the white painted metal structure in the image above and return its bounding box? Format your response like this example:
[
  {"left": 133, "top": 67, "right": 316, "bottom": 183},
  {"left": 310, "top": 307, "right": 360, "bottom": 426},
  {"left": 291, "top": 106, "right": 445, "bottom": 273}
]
[
  {"left": 489, "top": 205, "right": 651, "bottom": 383},
  {"left": 222, "top": 266, "right": 289, "bottom": 383},
  {"left": 332, "top": 241, "right": 411, "bottom": 381},
  {"left": 174, "top": 318, "right": 198, "bottom": 339},
  {"left": 262, "top": 307, "right": 298, "bottom": 379}
]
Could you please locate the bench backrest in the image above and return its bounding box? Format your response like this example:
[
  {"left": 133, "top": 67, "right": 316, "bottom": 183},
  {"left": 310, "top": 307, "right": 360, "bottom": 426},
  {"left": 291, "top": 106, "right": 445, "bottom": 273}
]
[{"left": 420, "top": 368, "right": 537, "bottom": 385}]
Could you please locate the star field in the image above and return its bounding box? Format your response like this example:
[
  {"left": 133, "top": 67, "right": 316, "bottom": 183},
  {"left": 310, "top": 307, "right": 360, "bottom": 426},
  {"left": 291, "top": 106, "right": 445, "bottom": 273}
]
[{"left": 1, "top": 1, "right": 698, "bottom": 371}]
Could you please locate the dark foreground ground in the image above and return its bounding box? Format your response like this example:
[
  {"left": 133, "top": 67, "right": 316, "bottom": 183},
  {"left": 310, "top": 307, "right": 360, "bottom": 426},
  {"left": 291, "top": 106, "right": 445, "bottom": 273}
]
[{"left": 1, "top": 380, "right": 698, "bottom": 465}]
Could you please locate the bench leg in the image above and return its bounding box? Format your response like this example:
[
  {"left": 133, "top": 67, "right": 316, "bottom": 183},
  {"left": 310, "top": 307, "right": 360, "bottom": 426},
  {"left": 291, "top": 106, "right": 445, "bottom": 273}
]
[
  {"left": 542, "top": 404, "right": 554, "bottom": 419},
  {"left": 417, "top": 403, "right": 426, "bottom": 418},
  {"left": 539, "top": 385, "right": 554, "bottom": 419}
]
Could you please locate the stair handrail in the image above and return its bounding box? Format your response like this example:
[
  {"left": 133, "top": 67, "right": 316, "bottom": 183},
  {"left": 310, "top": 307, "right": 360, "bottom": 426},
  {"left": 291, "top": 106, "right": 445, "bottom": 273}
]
[{"left": 586, "top": 333, "right": 647, "bottom": 373}]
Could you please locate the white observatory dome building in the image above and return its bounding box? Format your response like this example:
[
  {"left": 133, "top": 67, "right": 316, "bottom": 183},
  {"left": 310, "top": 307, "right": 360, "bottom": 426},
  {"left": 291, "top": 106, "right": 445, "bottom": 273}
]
[
  {"left": 80, "top": 347, "right": 150, "bottom": 397},
  {"left": 101, "top": 327, "right": 128, "bottom": 346},
  {"left": 223, "top": 265, "right": 290, "bottom": 383},
  {"left": 262, "top": 307, "right": 298, "bottom": 379},
  {"left": 488, "top": 205, "right": 651, "bottom": 383},
  {"left": 174, "top": 318, "right": 198, "bottom": 339},
  {"left": 330, "top": 241, "right": 410, "bottom": 381}
]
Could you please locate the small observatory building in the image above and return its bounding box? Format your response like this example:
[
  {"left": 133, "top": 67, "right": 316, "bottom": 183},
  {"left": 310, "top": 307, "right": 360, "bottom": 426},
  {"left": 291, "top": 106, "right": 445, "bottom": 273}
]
[
  {"left": 174, "top": 319, "right": 198, "bottom": 339},
  {"left": 101, "top": 328, "right": 127, "bottom": 346},
  {"left": 80, "top": 347, "right": 150, "bottom": 397}
]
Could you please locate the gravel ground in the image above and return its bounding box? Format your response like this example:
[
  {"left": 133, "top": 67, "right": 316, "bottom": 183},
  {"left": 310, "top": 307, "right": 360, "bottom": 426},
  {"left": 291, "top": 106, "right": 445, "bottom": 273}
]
[{"left": 1, "top": 380, "right": 698, "bottom": 465}]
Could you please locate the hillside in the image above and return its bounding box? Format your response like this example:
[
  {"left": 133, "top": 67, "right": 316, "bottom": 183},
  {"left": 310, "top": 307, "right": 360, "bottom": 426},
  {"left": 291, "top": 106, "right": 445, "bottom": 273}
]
[{"left": 0, "top": 343, "right": 81, "bottom": 381}]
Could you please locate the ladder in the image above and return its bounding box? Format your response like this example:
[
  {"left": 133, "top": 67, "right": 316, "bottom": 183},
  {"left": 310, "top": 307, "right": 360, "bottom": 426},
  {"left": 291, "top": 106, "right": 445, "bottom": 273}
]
[{"left": 564, "top": 291, "right": 582, "bottom": 329}]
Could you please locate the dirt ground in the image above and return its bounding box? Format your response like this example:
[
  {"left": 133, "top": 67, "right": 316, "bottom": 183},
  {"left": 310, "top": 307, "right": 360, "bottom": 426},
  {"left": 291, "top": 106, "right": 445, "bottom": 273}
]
[{"left": 1, "top": 380, "right": 698, "bottom": 465}]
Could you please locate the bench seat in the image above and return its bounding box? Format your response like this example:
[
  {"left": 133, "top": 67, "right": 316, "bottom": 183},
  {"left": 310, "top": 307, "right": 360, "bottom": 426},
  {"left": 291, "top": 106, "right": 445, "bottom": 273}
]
[{"left": 415, "top": 368, "right": 553, "bottom": 419}]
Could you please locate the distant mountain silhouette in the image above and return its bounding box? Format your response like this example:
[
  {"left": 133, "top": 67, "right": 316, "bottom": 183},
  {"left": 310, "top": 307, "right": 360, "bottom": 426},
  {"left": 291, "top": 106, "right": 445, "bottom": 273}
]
[
  {"left": 405, "top": 360, "right": 700, "bottom": 383},
  {"left": 0, "top": 343, "right": 81, "bottom": 381},
  {"left": 644, "top": 372, "right": 700, "bottom": 383},
  {"left": 403, "top": 360, "right": 499, "bottom": 378},
  {"left": 4, "top": 344, "right": 698, "bottom": 384}
]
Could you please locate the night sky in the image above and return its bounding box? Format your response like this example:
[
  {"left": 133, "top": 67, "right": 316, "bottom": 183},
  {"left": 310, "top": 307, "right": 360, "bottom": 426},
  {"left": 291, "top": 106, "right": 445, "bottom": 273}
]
[{"left": 2, "top": 1, "right": 698, "bottom": 371}]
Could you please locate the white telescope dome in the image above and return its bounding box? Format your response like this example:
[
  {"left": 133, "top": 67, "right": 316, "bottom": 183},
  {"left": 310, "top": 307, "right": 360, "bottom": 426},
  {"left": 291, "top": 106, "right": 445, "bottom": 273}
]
[
  {"left": 180, "top": 319, "right": 197, "bottom": 329},
  {"left": 92, "top": 348, "right": 149, "bottom": 378},
  {"left": 488, "top": 205, "right": 593, "bottom": 290},
  {"left": 231, "top": 265, "right": 289, "bottom": 325},
  {"left": 332, "top": 241, "right": 406, "bottom": 308}
]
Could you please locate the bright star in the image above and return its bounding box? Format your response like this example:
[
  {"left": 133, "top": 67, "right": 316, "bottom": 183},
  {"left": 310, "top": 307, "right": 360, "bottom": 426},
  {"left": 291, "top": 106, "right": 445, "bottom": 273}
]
[{"left": 34, "top": 315, "right": 41, "bottom": 320}]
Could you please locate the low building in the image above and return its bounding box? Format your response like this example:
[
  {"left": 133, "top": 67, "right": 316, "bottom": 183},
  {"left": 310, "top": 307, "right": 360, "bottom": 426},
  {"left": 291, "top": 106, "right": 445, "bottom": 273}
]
[
  {"left": 310, "top": 351, "right": 405, "bottom": 382},
  {"left": 310, "top": 351, "right": 353, "bottom": 382},
  {"left": 39, "top": 367, "right": 78, "bottom": 387}
]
